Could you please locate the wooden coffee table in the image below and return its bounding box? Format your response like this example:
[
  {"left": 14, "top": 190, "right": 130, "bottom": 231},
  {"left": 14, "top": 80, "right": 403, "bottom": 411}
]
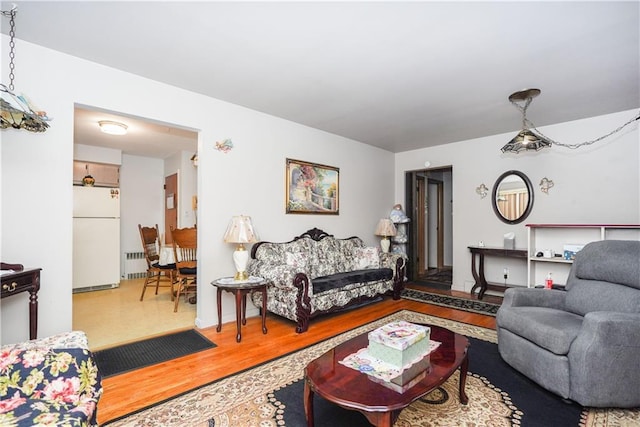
[{"left": 303, "top": 324, "right": 470, "bottom": 427}]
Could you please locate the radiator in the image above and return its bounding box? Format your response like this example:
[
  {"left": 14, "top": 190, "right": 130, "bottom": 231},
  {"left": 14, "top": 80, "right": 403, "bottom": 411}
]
[{"left": 122, "top": 251, "right": 147, "bottom": 279}]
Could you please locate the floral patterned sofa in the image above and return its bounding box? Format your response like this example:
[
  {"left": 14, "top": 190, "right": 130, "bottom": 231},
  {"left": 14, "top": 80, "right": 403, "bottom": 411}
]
[
  {"left": 247, "top": 228, "right": 406, "bottom": 333},
  {"left": 0, "top": 331, "right": 103, "bottom": 426}
]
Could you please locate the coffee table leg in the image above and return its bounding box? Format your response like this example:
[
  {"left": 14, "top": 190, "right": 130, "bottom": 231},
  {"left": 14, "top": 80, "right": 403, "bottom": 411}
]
[
  {"left": 459, "top": 352, "right": 469, "bottom": 404},
  {"left": 304, "top": 378, "right": 314, "bottom": 427}
]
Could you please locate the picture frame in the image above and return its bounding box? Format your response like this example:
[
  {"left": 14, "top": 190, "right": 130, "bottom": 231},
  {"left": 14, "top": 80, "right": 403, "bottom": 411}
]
[{"left": 286, "top": 158, "right": 339, "bottom": 215}]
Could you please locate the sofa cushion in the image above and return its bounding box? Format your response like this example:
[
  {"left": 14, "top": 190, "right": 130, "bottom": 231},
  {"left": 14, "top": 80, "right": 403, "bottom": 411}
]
[
  {"left": 312, "top": 268, "right": 393, "bottom": 294},
  {"left": 497, "top": 306, "right": 584, "bottom": 355},
  {"left": 353, "top": 247, "right": 380, "bottom": 270},
  {"left": 0, "top": 347, "right": 102, "bottom": 426},
  {"left": 285, "top": 251, "right": 309, "bottom": 271}
]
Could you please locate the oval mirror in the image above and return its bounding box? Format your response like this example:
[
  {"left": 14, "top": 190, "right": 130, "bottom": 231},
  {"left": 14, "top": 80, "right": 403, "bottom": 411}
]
[{"left": 492, "top": 170, "right": 534, "bottom": 224}]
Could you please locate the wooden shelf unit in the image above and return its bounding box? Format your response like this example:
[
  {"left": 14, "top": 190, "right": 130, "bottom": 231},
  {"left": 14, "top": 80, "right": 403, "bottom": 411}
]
[{"left": 526, "top": 224, "right": 640, "bottom": 287}]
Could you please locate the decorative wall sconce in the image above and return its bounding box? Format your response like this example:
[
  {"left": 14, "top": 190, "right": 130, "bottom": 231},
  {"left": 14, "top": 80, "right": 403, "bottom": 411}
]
[
  {"left": 501, "top": 88, "right": 639, "bottom": 154},
  {"left": 215, "top": 139, "right": 234, "bottom": 153},
  {"left": 476, "top": 183, "right": 489, "bottom": 198},
  {"left": 539, "top": 177, "right": 554, "bottom": 194}
]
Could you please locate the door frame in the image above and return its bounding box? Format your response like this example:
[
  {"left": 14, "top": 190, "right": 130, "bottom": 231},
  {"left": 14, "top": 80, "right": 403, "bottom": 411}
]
[{"left": 405, "top": 166, "right": 452, "bottom": 282}]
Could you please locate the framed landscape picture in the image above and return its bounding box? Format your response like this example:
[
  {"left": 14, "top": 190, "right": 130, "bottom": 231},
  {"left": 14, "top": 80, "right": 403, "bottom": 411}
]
[{"left": 286, "top": 158, "right": 339, "bottom": 214}]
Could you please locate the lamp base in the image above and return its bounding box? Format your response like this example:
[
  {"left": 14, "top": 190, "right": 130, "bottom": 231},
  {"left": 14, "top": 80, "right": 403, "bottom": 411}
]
[
  {"left": 233, "top": 246, "right": 250, "bottom": 281},
  {"left": 380, "top": 237, "right": 391, "bottom": 253},
  {"left": 234, "top": 270, "right": 249, "bottom": 281}
]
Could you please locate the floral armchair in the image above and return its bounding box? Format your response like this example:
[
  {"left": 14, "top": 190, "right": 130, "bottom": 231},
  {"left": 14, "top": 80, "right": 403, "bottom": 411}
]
[{"left": 0, "top": 331, "right": 103, "bottom": 426}]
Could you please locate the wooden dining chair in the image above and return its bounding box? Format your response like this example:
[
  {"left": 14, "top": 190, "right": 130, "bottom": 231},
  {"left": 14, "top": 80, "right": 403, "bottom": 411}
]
[
  {"left": 138, "top": 224, "right": 176, "bottom": 301},
  {"left": 170, "top": 226, "right": 197, "bottom": 312}
]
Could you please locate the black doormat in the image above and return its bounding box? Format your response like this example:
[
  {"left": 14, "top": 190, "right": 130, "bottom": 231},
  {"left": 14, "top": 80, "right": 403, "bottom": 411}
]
[
  {"left": 94, "top": 329, "right": 216, "bottom": 378},
  {"left": 401, "top": 288, "right": 500, "bottom": 316}
]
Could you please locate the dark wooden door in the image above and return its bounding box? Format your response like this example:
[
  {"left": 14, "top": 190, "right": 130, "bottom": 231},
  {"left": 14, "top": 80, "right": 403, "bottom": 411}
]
[{"left": 164, "top": 173, "right": 178, "bottom": 245}]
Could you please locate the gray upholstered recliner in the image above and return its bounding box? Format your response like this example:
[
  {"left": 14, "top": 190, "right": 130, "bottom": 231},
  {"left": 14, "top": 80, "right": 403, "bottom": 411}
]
[{"left": 496, "top": 239, "right": 640, "bottom": 408}]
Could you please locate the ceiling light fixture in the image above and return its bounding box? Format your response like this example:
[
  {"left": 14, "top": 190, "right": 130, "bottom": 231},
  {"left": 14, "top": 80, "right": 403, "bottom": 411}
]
[
  {"left": 501, "top": 89, "right": 551, "bottom": 153},
  {"left": 0, "top": 6, "right": 50, "bottom": 132},
  {"left": 502, "top": 88, "right": 640, "bottom": 154},
  {"left": 99, "top": 120, "right": 128, "bottom": 135}
]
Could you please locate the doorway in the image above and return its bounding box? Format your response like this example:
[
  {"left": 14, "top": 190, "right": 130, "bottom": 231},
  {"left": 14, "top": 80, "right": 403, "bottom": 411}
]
[
  {"left": 405, "top": 167, "right": 453, "bottom": 288},
  {"left": 72, "top": 105, "right": 198, "bottom": 348}
]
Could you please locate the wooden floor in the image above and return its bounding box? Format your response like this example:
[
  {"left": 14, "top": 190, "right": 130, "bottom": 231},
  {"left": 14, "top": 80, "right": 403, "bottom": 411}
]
[{"left": 97, "top": 284, "right": 500, "bottom": 424}]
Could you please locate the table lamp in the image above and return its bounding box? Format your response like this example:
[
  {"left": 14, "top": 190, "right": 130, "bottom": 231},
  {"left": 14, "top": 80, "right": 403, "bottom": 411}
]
[
  {"left": 375, "top": 218, "right": 397, "bottom": 253},
  {"left": 223, "top": 215, "right": 258, "bottom": 280}
]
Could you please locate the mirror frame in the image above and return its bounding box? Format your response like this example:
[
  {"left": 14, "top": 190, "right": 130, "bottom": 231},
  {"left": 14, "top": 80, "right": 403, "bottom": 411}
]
[{"left": 491, "top": 170, "right": 534, "bottom": 225}]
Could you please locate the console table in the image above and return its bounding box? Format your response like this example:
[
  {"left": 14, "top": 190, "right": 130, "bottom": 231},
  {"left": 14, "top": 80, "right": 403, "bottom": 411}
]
[
  {"left": 1, "top": 263, "right": 41, "bottom": 340},
  {"left": 468, "top": 246, "right": 526, "bottom": 300}
]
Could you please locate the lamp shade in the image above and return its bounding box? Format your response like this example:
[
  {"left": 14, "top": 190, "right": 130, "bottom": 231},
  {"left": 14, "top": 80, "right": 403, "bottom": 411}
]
[
  {"left": 223, "top": 215, "right": 258, "bottom": 244},
  {"left": 374, "top": 219, "right": 397, "bottom": 237},
  {"left": 501, "top": 129, "right": 552, "bottom": 153}
]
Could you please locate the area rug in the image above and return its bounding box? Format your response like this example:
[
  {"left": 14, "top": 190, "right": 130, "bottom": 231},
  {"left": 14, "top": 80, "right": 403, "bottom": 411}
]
[
  {"left": 94, "top": 329, "right": 215, "bottom": 377},
  {"left": 401, "top": 288, "right": 500, "bottom": 316},
  {"left": 104, "top": 311, "right": 639, "bottom": 426}
]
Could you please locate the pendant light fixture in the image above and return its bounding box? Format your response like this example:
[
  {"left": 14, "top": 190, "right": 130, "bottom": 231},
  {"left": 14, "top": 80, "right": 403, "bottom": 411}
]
[
  {"left": 501, "top": 89, "right": 551, "bottom": 153},
  {"left": 502, "top": 88, "right": 639, "bottom": 154},
  {"left": 0, "top": 6, "right": 50, "bottom": 132}
]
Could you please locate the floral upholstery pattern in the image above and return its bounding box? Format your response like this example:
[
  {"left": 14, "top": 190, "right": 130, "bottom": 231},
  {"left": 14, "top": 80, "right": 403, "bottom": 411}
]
[
  {"left": 248, "top": 229, "right": 406, "bottom": 333},
  {"left": 0, "top": 332, "right": 102, "bottom": 426}
]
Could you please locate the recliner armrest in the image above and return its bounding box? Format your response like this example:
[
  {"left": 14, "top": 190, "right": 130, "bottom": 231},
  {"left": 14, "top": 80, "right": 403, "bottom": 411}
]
[
  {"left": 502, "top": 287, "right": 567, "bottom": 310},
  {"left": 576, "top": 311, "right": 640, "bottom": 346}
]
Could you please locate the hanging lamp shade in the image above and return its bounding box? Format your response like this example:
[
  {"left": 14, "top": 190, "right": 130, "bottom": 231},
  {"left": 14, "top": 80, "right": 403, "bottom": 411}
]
[{"left": 501, "top": 129, "right": 552, "bottom": 153}]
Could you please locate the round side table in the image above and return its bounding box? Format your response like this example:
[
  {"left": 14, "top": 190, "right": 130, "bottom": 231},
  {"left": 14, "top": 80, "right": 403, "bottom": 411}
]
[{"left": 212, "top": 276, "right": 268, "bottom": 343}]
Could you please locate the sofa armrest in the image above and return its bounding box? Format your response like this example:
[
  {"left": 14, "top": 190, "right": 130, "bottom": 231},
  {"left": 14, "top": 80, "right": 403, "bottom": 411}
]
[
  {"left": 502, "top": 287, "right": 567, "bottom": 310},
  {"left": 247, "top": 260, "right": 300, "bottom": 290},
  {"left": 380, "top": 252, "right": 405, "bottom": 276}
]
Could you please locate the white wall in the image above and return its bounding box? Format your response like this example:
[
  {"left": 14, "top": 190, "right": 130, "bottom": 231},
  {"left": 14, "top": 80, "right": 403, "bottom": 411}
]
[
  {"left": 395, "top": 109, "right": 640, "bottom": 292},
  {"left": 119, "top": 154, "right": 166, "bottom": 254},
  {"left": 0, "top": 37, "right": 394, "bottom": 344}
]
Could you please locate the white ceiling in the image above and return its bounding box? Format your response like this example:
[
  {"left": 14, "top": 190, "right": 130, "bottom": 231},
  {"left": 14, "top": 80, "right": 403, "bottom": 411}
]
[
  {"left": 73, "top": 105, "right": 198, "bottom": 160},
  {"left": 3, "top": 1, "right": 639, "bottom": 156}
]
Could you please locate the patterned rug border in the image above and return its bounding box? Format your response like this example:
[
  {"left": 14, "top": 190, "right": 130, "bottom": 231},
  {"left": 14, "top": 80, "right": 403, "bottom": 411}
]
[
  {"left": 401, "top": 288, "right": 500, "bottom": 316},
  {"left": 104, "top": 310, "right": 638, "bottom": 426},
  {"left": 104, "top": 310, "right": 494, "bottom": 425}
]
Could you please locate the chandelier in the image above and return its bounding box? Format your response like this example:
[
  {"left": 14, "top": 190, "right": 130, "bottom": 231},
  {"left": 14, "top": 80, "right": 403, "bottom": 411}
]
[
  {"left": 501, "top": 88, "right": 639, "bottom": 154},
  {"left": 1, "top": 6, "right": 50, "bottom": 132}
]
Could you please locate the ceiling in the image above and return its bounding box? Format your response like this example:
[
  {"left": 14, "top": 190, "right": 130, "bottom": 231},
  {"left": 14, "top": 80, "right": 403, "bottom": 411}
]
[
  {"left": 2, "top": 1, "right": 639, "bottom": 156},
  {"left": 73, "top": 105, "right": 198, "bottom": 160}
]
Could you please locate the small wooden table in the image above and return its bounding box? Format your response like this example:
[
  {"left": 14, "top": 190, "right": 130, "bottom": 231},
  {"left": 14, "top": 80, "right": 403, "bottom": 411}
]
[
  {"left": 304, "top": 324, "right": 470, "bottom": 427},
  {"left": 1, "top": 264, "right": 42, "bottom": 340},
  {"left": 468, "top": 246, "right": 527, "bottom": 299},
  {"left": 212, "top": 276, "right": 268, "bottom": 343}
]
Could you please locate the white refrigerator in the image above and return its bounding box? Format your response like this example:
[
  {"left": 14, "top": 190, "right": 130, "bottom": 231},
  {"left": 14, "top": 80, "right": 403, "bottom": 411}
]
[{"left": 73, "top": 186, "right": 121, "bottom": 291}]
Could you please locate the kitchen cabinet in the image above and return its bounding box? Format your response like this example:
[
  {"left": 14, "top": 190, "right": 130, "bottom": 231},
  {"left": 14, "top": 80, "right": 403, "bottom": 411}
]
[
  {"left": 526, "top": 224, "right": 640, "bottom": 287},
  {"left": 73, "top": 161, "right": 120, "bottom": 187}
]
